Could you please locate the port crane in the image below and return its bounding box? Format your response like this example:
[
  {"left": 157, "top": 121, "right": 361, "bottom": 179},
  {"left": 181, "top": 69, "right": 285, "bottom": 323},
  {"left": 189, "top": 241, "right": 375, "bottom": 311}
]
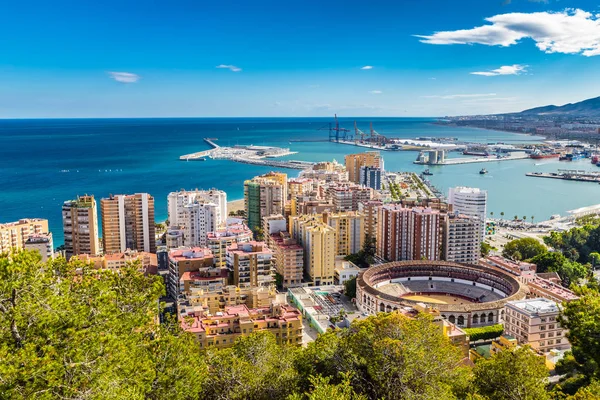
[
  {"left": 319, "top": 114, "right": 351, "bottom": 142},
  {"left": 354, "top": 121, "right": 366, "bottom": 143}
]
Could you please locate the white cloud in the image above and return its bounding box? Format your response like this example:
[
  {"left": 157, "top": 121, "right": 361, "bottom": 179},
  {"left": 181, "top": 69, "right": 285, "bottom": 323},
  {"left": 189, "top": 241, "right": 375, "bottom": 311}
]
[
  {"left": 369, "top": 90, "right": 383, "bottom": 94},
  {"left": 216, "top": 64, "right": 242, "bottom": 72},
  {"left": 416, "top": 9, "right": 600, "bottom": 56},
  {"left": 361, "top": 65, "right": 374, "bottom": 70},
  {"left": 108, "top": 71, "right": 140, "bottom": 83},
  {"left": 471, "top": 64, "right": 527, "bottom": 76},
  {"left": 421, "top": 93, "right": 497, "bottom": 99}
]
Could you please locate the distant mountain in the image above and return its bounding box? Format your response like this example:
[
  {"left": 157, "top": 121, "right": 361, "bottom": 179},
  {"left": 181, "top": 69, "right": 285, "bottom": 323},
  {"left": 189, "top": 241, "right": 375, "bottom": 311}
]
[{"left": 514, "top": 96, "right": 600, "bottom": 117}]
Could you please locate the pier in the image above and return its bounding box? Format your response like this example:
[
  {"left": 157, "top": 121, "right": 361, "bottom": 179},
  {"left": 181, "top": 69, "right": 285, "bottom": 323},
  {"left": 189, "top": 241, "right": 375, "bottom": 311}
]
[
  {"left": 526, "top": 170, "right": 600, "bottom": 184},
  {"left": 414, "top": 151, "right": 530, "bottom": 166}
]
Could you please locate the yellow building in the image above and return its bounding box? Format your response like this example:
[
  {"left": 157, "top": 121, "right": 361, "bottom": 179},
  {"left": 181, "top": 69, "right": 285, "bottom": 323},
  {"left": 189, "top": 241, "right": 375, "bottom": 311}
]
[
  {"left": 74, "top": 250, "right": 158, "bottom": 274},
  {"left": 322, "top": 211, "right": 365, "bottom": 256},
  {"left": 289, "top": 214, "right": 336, "bottom": 285},
  {"left": 207, "top": 224, "right": 253, "bottom": 268},
  {"left": 344, "top": 152, "right": 383, "bottom": 184},
  {"left": 0, "top": 218, "right": 49, "bottom": 254},
  {"left": 180, "top": 303, "right": 303, "bottom": 349}
]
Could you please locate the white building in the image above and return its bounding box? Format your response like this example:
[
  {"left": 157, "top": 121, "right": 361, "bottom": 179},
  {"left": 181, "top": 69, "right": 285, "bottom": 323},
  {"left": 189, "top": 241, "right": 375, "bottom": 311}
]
[
  {"left": 167, "top": 189, "right": 227, "bottom": 227},
  {"left": 504, "top": 298, "right": 570, "bottom": 353},
  {"left": 24, "top": 232, "right": 54, "bottom": 262},
  {"left": 334, "top": 258, "right": 361, "bottom": 285},
  {"left": 181, "top": 202, "right": 219, "bottom": 247},
  {"left": 448, "top": 187, "right": 487, "bottom": 239},
  {"left": 444, "top": 213, "right": 481, "bottom": 264}
]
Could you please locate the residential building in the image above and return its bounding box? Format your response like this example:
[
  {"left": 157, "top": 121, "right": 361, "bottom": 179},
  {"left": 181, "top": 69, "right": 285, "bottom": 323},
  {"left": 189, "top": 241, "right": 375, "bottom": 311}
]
[
  {"left": 295, "top": 198, "right": 334, "bottom": 216},
  {"left": 376, "top": 205, "right": 442, "bottom": 261},
  {"left": 181, "top": 201, "right": 219, "bottom": 247},
  {"left": 448, "top": 187, "right": 487, "bottom": 239},
  {"left": 287, "top": 178, "right": 315, "bottom": 201},
  {"left": 521, "top": 275, "right": 579, "bottom": 303},
  {"left": 299, "top": 161, "right": 348, "bottom": 182},
  {"left": 0, "top": 218, "right": 49, "bottom": 254},
  {"left": 358, "top": 200, "right": 382, "bottom": 241},
  {"left": 180, "top": 279, "right": 276, "bottom": 313},
  {"left": 62, "top": 195, "right": 100, "bottom": 260},
  {"left": 24, "top": 232, "right": 54, "bottom": 262},
  {"left": 167, "top": 189, "right": 227, "bottom": 227},
  {"left": 504, "top": 298, "right": 570, "bottom": 353},
  {"left": 443, "top": 213, "right": 481, "bottom": 264},
  {"left": 101, "top": 193, "right": 156, "bottom": 254},
  {"left": 244, "top": 175, "right": 285, "bottom": 234},
  {"left": 270, "top": 231, "right": 304, "bottom": 288},
  {"left": 334, "top": 259, "right": 361, "bottom": 285},
  {"left": 345, "top": 151, "right": 384, "bottom": 184},
  {"left": 359, "top": 166, "right": 382, "bottom": 190},
  {"left": 227, "top": 241, "right": 275, "bottom": 287},
  {"left": 167, "top": 247, "right": 215, "bottom": 299},
  {"left": 289, "top": 216, "right": 336, "bottom": 286},
  {"left": 75, "top": 250, "right": 158, "bottom": 274},
  {"left": 262, "top": 214, "right": 287, "bottom": 246},
  {"left": 207, "top": 223, "right": 253, "bottom": 268},
  {"left": 165, "top": 228, "right": 185, "bottom": 249},
  {"left": 323, "top": 211, "right": 365, "bottom": 256},
  {"left": 326, "top": 184, "right": 373, "bottom": 212},
  {"left": 180, "top": 303, "right": 303, "bottom": 349}
]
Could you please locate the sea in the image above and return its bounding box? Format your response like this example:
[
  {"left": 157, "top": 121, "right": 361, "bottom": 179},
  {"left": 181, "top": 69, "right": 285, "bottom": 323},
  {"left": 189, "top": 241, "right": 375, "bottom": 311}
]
[{"left": 2, "top": 117, "right": 600, "bottom": 246}]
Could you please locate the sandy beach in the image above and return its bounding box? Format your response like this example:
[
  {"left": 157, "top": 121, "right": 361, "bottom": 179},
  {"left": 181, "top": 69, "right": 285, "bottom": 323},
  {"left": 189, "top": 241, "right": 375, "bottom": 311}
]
[{"left": 228, "top": 199, "right": 245, "bottom": 214}]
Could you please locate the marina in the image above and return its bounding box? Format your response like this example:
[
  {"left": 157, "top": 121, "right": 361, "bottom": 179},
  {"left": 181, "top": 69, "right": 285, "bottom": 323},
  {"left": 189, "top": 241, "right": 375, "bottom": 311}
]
[{"left": 180, "top": 138, "right": 314, "bottom": 170}]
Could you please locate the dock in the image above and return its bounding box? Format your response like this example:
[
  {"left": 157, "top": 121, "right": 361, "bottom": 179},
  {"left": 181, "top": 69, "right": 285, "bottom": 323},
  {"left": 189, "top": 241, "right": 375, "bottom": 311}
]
[
  {"left": 526, "top": 170, "right": 600, "bottom": 183},
  {"left": 414, "top": 152, "right": 530, "bottom": 166}
]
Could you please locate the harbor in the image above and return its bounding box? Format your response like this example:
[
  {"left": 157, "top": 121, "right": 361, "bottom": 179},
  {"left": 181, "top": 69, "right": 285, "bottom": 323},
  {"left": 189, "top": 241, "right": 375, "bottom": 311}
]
[
  {"left": 180, "top": 138, "right": 314, "bottom": 170},
  {"left": 413, "top": 150, "right": 530, "bottom": 166},
  {"left": 526, "top": 170, "right": 600, "bottom": 184}
]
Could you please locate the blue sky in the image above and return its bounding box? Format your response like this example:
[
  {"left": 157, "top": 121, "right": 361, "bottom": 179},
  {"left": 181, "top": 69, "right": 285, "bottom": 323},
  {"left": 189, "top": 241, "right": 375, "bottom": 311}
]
[{"left": 1, "top": 0, "right": 600, "bottom": 118}]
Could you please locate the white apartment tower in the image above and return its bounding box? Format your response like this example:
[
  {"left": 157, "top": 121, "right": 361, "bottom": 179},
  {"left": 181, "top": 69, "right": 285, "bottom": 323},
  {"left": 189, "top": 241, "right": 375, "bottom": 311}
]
[
  {"left": 167, "top": 189, "right": 227, "bottom": 227},
  {"left": 448, "top": 187, "right": 487, "bottom": 239}
]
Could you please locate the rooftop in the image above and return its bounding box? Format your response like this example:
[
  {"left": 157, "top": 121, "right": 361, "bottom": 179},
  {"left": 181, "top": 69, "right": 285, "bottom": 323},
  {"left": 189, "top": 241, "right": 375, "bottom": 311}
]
[
  {"left": 169, "top": 247, "right": 214, "bottom": 262},
  {"left": 508, "top": 298, "right": 561, "bottom": 315}
]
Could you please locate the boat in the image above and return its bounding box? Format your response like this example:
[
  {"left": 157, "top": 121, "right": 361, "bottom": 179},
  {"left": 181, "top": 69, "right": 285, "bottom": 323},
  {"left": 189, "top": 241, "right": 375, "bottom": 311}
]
[
  {"left": 530, "top": 153, "right": 559, "bottom": 159},
  {"left": 423, "top": 169, "right": 433, "bottom": 176},
  {"left": 479, "top": 168, "right": 488, "bottom": 175},
  {"left": 463, "top": 149, "right": 489, "bottom": 157},
  {"left": 591, "top": 154, "right": 599, "bottom": 164}
]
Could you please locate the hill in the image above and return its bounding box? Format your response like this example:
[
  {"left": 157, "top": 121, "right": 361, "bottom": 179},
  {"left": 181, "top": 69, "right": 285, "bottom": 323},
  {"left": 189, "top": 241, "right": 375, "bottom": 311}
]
[{"left": 515, "top": 96, "right": 600, "bottom": 117}]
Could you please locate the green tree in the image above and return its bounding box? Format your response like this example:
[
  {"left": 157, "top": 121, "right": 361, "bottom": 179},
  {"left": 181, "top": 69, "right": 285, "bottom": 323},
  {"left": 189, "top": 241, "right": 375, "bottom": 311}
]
[
  {"left": 558, "top": 288, "right": 600, "bottom": 391},
  {"left": 481, "top": 242, "right": 493, "bottom": 257},
  {"left": 0, "top": 251, "right": 207, "bottom": 399},
  {"left": 500, "top": 212, "right": 505, "bottom": 219},
  {"left": 490, "top": 212, "right": 494, "bottom": 218},
  {"left": 502, "top": 237, "right": 547, "bottom": 260},
  {"left": 531, "top": 216, "right": 535, "bottom": 224},
  {"left": 530, "top": 251, "right": 588, "bottom": 286},
  {"left": 288, "top": 374, "right": 366, "bottom": 400},
  {"left": 590, "top": 252, "right": 600, "bottom": 269},
  {"left": 203, "top": 331, "right": 300, "bottom": 400},
  {"left": 344, "top": 276, "right": 357, "bottom": 299},
  {"left": 514, "top": 215, "right": 519, "bottom": 221},
  {"left": 472, "top": 347, "right": 549, "bottom": 400}
]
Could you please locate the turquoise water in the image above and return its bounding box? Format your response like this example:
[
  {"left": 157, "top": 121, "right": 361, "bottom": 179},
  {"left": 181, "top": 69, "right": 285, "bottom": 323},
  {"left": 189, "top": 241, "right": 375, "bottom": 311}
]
[{"left": 1, "top": 117, "right": 599, "bottom": 245}]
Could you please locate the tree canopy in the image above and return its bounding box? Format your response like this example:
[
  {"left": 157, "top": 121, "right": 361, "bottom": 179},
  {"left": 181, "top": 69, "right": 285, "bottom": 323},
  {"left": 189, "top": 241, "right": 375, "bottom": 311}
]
[{"left": 502, "top": 237, "right": 547, "bottom": 261}]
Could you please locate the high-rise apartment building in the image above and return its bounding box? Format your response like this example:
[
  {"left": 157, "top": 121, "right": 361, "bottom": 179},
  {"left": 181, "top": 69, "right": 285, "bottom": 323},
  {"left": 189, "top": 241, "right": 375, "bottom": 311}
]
[
  {"left": 207, "top": 223, "right": 253, "bottom": 268},
  {"left": 62, "top": 195, "right": 100, "bottom": 260},
  {"left": 289, "top": 214, "right": 336, "bottom": 286},
  {"left": 0, "top": 218, "right": 49, "bottom": 254},
  {"left": 244, "top": 176, "right": 285, "bottom": 234},
  {"left": 181, "top": 202, "right": 219, "bottom": 247},
  {"left": 167, "top": 189, "right": 227, "bottom": 227},
  {"left": 448, "top": 187, "right": 487, "bottom": 239},
  {"left": 358, "top": 200, "right": 382, "bottom": 240},
  {"left": 167, "top": 247, "right": 215, "bottom": 299},
  {"left": 270, "top": 231, "right": 304, "bottom": 288},
  {"left": 326, "top": 184, "right": 373, "bottom": 212},
  {"left": 101, "top": 193, "right": 156, "bottom": 254},
  {"left": 227, "top": 241, "right": 275, "bottom": 287},
  {"left": 24, "top": 233, "right": 54, "bottom": 262},
  {"left": 323, "top": 211, "right": 365, "bottom": 256},
  {"left": 345, "top": 151, "right": 384, "bottom": 183},
  {"left": 443, "top": 213, "right": 482, "bottom": 264},
  {"left": 376, "top": 205, "right": 442, "bottom": 262},
  {"left": 359, "top": 166, "right": 382, "bottom": 190}
]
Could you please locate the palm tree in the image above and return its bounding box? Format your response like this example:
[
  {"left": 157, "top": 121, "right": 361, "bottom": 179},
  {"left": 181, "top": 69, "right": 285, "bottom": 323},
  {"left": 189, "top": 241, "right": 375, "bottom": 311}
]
[
  {"left": 531, "top": 216, "right": 535, "bottom": 224},
  {"left": 490, "top": 212, "right": 494, "bottom": 218},
  {"left": 514, "top": 215, "right": 518, "bottom": 221},
  {"left": 523, "top": 216, "right": 527, "bottom": 222},
  {"left": 500, "top": 212, "right": 505, "bottom": 219}
]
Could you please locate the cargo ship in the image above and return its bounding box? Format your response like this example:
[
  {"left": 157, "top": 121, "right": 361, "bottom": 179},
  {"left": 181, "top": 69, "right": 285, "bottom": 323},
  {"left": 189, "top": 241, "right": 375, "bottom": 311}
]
[
  {"left": 529, "top": 152, "right": 559, "bottom": 159},
  {"left": 463, "top": 148, "right": 489, "bottom": 156}
]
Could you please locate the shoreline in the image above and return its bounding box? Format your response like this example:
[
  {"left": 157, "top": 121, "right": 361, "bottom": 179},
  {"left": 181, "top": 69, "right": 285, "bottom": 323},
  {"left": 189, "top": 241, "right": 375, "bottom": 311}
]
[{"left": 228, "top": 199, "right": 245, "bottom": 214}]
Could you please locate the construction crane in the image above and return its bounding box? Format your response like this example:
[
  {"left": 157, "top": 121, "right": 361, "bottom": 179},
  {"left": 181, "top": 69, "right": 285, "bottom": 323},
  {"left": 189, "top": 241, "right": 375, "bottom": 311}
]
[
  {"left": 369, "top": 122, "right": 385, "bottom": 146},
  {"left": 318, "top": 114, "right": 350, "bottom": 142}
]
